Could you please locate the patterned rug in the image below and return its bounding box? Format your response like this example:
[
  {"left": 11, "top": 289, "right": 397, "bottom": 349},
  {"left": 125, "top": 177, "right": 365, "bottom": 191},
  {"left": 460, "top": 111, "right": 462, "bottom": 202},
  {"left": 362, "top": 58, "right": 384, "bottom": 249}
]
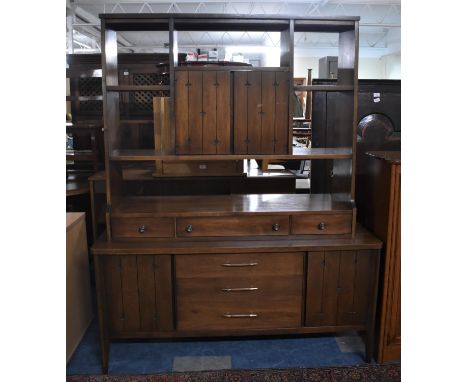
[{"left": 67, "top": 364, "right": 401, "bottom": 382}]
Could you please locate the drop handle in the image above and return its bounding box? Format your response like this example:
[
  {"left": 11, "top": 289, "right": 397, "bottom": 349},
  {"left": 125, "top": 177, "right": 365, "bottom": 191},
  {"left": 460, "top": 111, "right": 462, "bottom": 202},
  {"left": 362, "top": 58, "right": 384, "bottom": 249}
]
[
  {"left": 221, "top": 287, "right": 259, "bottom": 292},
  {"left": 272, "top": 223, "right": 280, "bottom": 231},
  {"left": 138, "top": 225, "right": 146, "bottom": 234},
  {"left": 223, "top": 313, "right": 258, "bottom": 318},
  {"left": 318, "top": 222, "right": 326, "bottom": 230},
  {"left": 185, "top": 224, "right": 193, "bottom": 233}
]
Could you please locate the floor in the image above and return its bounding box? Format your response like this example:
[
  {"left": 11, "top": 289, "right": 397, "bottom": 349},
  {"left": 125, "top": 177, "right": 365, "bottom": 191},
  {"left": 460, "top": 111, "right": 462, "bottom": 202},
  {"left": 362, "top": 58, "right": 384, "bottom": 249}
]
[{"left": 67, "top": 320, "right": 370, "bottom": 375}]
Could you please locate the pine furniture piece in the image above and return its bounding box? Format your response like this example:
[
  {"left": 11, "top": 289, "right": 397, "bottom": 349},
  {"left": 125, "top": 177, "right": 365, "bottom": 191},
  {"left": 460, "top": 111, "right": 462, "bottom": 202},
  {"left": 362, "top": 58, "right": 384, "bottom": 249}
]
[
  {"left": 356, "top": 151, "right": 401, "bottom": 363},
  {"left": 92, "top": 13, "right": 382, "bottom": 373},
  {"left": 66, "top": 213, "right": 93, "bottom": 363}
]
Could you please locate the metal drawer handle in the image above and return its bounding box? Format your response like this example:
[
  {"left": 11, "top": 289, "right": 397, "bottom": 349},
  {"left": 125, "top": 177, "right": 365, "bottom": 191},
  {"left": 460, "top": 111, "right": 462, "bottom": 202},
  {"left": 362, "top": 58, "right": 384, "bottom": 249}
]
[
  {"left": 138, "top": 225, "right": 146, "bottom": 234},
  {"left": 185, "top": 224, "right": 193, "bottom": 233},
  {"left": 221, "top": 287, "right": 258, "bottom": 292},
  {"left": 221, "top": 262, "right": 258, "bottom": 267},
  {"left": 318, "top": 222, "right": 326, "bottom": 230},
  {"left": 272, "top": 223, "right": 280, "bottom": 231},
  {"left": 223, "top": 313, "right": 258, "bottom": 318}
]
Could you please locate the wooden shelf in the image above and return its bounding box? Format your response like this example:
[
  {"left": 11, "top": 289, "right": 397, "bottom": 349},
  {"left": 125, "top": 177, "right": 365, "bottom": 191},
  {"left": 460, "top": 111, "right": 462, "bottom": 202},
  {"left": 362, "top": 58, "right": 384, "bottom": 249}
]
[
  {"left": 294, "top": 85, "right": 354, "bottom": 92},
  {"left": 175, "top": 66, "right": 289, "bottom": 72},
  {"left": 107, "top": 85, "right": 170, "bottom": 92},
  {"left": 112, "top": 193, "right": 354, "bottom": 217},
  {"left": 110, "top": 147, "right": 352, "bottom": 161},
  {"left": 67, "top": 95, "right": 103, "bottom": 101}
]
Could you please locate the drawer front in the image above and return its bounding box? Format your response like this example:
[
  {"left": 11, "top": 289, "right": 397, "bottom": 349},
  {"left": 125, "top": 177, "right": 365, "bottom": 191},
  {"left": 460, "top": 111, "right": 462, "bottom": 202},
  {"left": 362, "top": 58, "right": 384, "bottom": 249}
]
[
  {"left": 112, "top": 217, "right": 175, "bottom": 238},
  {"left": 176, "top": 252, "right": 303, "bottom": 278},
  {"left": 176, "top": 253, "right": 303, "bottom": 331},
  {"left": 177, "top": 215, "right": 289, "bottom": 237},
  {"left": 291, "top": 214, "right": 351, "bottom": 235},
  {"left": 163, "top": 160, "right": 243, "bottom": 176}
]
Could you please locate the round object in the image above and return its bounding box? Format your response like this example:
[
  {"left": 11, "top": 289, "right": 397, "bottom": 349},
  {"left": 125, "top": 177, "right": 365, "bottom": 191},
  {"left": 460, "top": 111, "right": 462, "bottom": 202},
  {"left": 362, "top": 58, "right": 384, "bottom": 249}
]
[
  {"left": 272, "top": 223, "right": 280, "bottom": 232},
  {"left": 138, "top": 225, "right": 146, "bottom": 234},
  {"left": 185, "top": 224, "right": 193, "bottom": 233},
  {"left": 318, "top": 222, "right": 326, "bottom": 230},
  {"left": 357, "top": 113, "right": 395, "bottom": 142}
]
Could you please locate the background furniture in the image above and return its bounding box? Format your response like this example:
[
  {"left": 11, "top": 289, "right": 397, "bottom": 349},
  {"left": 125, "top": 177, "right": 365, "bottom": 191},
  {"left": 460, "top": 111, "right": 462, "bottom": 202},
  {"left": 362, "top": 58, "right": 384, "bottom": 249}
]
[
  {"left": 356, "top": 151, "right": 400, "bottom": 363},
  {"left": 66, "top": 213, "right": 93, "bottom": 363},
  {"left": 92, "top": 13, "right": 382, "bottom": 373}
]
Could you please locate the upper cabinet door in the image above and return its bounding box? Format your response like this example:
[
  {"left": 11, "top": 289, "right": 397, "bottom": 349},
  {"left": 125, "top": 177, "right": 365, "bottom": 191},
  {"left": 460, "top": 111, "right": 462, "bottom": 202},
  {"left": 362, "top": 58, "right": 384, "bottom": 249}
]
[
  {"left": 175, "top": 71, "right": 231, "bottom": 154},
  {"left": 233, "top": 70, "right": 289, "bottom": 155}
]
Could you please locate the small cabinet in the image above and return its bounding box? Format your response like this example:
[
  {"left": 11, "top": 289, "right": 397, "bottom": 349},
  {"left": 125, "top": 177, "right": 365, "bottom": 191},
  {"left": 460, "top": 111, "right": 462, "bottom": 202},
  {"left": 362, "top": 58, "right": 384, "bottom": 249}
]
[
  {"left": 233, "top": 70, "right": 289, "bottom": 154},
  {"left": 175, "top": 70, "right": 231, "bottom": 154},
  {"left": 305, "top": 250, "right": 379, "bottom": 327},
  {"left": 100, "top": 255, "right": 174, "bottom": 334}
]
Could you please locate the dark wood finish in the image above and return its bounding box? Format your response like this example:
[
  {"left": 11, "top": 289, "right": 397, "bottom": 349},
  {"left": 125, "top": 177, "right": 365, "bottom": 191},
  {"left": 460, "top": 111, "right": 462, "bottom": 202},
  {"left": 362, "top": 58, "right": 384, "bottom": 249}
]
[
  {"left": 109, "top": 147, "right": 352, "bottom": 161},
  {"left": 101, "top": 255, "right": 174, "bottom": 335},
  {"left": 161, "top": 160, "right": 243, "bottom": 176},
  {"left": 176, "top": 215, "right": 290, "bottom": 237},
  {"left": 356, "top": 151, "right": 400, "bottom": 363},
  {"left": 291, "top": 214, "right": 352, "bottom": 235},
  {"left": 233, "top": 70, "right": 289, "bottom": 154},
  {"left": 176, "top": 252, "right": 303, "bottom": 330},
  {"left": 175, "top": 70, "right": 231, "bottom": 154},
  {"left": 111, "top": 217, "right": 175, "bottom": 238}
]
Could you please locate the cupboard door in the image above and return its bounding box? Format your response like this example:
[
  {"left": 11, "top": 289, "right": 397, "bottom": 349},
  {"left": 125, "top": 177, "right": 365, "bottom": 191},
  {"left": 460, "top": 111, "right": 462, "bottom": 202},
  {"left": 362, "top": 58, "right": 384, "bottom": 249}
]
[
  {"left": 233, "top": 70, "right": 289, "bottom": 154},
  {"left": 102, "top": 255, "right": 173, "bottom": 334},
  {"left": 305, "top": 250, "right": 378, "bottom": 327},
  {"left": 175, "top": 71, "right": 231, "bottom": 154}
]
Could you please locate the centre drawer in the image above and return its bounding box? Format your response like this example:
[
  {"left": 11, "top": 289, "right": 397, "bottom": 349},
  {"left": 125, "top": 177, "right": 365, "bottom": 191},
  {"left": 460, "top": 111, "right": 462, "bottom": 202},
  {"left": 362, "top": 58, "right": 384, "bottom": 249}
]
[
  {"left": 111, "top": 216, "right": 175, "bottom": 238},
  {"left": 176, "top": 215, "right": 289, "bottom": 237},
  {"left": 175, "top": 253, "right": 304, "bottom": 331}
]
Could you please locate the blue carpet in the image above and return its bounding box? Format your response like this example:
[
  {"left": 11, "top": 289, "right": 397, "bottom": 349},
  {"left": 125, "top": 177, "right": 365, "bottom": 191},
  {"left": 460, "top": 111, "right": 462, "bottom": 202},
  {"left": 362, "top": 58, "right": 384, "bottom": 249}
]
[{"left": 67, "top": 320, "right": 367, "bottom": 375}]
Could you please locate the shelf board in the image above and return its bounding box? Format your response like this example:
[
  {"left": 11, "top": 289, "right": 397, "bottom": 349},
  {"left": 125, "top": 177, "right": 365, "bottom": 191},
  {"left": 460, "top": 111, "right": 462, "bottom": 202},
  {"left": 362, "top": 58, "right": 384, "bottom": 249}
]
[
  {"left": 112, "top": 193, "right": 354, "bottom": 217},
  {"left": 110, "top": 147, "right": 352, "bottom": 161},
  {"left": 107, "top": 85, "right": 170, "bottom": 92},
  {"left": 294, "top": 85, "right": 354, "bottom": 92},
  {"left": 66, "top": 95, "right": 103, "bottom": 101}
]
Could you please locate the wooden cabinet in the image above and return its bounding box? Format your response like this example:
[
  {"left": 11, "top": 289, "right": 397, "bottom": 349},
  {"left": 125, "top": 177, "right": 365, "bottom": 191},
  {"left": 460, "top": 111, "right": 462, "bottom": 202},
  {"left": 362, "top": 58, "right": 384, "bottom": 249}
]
[
  {"left": 356, "top": 151, "right": 400, "bottom": 363},
  {"left": 175, "top": 70, "right": 231, "bottom": 154},
  {"left": 93, "top": 13, "right": 383, "bottom": 374},
  {"left": 233, "top": 70, "right": 289, "bottom": 154}
]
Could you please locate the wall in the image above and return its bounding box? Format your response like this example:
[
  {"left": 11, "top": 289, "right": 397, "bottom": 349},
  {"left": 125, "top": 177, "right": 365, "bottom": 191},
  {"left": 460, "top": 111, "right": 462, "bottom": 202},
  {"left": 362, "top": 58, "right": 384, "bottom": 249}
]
[{"left": 294, "top": 54, "right": 401, "bottom": 80}]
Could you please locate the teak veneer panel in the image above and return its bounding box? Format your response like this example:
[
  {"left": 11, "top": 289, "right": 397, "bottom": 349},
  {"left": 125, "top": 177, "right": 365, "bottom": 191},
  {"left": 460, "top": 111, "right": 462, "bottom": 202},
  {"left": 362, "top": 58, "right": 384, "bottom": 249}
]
[{"left": 291, "top": 213, "right": 352, "bottom": 235}]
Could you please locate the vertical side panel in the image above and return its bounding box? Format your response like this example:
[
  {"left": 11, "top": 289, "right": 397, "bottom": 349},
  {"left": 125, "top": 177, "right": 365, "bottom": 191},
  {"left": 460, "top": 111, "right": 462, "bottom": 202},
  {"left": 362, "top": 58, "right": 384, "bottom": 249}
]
[
  {"left": 137, "top": 255, "right": 157, "bottom": 331},
  {"left": 202, "top": 71, "right": 217, "bottom": 154},
  {"left": 247, "top": 71, "right": 262, "bottom": 153},
  {"left": 175, "top": 70, "right": 189, "bottom": 154},
  {"left": 120, "top": 256, "right": 141, "bottom": 331},
  {"left": 305, "top": 251, "right": 325, "bottom": 326},
  {"left": 188, "top": 71, "right": 203, "bottom": 154},
  {"left": 261, "top": 71, "right": 276, "bottom": 154},
  {"left": 103, "top": 256, "right": 124, "bottom": 334},
  {"left": 321, "top": 251, "right": 340, "bottom": 326},
  {"left": 233, "top": 71, "right": 248, "bottom": 154},
  {"left": 216, "top": 71, "right": 231, "bottom": 154},
  {"left": 353, "top": 250, "right": 373, "bottom": 325},
  {"left": 155, "top": 255, "right": 174, "bottom": 331},
  {"left": 275, "top": 71, "right": 289, "bottom": 154},
  {"left": 337, "top": 251, "right": 357, "bottom": 325}
]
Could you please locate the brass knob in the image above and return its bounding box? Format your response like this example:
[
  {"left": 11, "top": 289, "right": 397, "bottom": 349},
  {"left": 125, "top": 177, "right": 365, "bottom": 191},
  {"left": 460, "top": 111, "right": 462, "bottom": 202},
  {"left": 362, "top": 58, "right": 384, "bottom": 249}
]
[
  {"left": 185, "top": 224, "right": 193, "bottom": 233},
  {"left": 272, "top": 223, "right": 280, "bottom": 231},
  {"left": 138, "top": 225, "right": 146, "bottom": 234},
  {"left": 318, "top": 222, "right": 326, "bottom": 230}
]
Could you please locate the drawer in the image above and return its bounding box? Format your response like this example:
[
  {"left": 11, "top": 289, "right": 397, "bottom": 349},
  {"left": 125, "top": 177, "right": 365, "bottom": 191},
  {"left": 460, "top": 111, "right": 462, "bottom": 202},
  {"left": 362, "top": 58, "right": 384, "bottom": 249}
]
[
  {"left": 176, "top": 253, "right": 303, "bottom": 278},
  {"left": 176, "top": 215, "right": 289, "bottom": 237},
  {"left": 111, "top": 217, "right": 175, "bottom": 238},
  {"left": 176, "top": 253, "right": 303, "bottom": 331},
  {"left": 163, "top": 160, "right": 243, "bottom": 176},
  {"left": 291, "top": 213, "right": 351, "bottom": 235}
]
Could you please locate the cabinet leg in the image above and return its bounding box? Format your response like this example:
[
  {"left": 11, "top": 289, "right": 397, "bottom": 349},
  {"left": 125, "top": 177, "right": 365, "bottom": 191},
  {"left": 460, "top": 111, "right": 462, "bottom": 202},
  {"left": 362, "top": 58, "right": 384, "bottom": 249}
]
[
  {"left": 100, "top": 338, "right": 109, "bottom": 374},
  {"left": 365, "top": 329, "right": 374, "bottom": 363}
]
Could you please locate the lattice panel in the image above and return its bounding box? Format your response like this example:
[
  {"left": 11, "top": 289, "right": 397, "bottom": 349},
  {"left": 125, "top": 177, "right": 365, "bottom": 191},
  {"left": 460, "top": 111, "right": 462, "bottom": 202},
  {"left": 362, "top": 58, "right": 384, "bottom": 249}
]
[
  {"left": 80, "top": 100, "right": 102, "bottom": 113},
  {"left": 130, "top": 73, "right": 170, "bottom": 113},
  {"left": 78, "top": 77, "right": 102, "bottom": 96}
]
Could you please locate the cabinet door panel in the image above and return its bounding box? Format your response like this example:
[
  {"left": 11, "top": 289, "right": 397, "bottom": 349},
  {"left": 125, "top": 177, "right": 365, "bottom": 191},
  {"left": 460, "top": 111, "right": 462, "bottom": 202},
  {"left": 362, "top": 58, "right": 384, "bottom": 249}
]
[
  {"left": 102, "top": 255, "right": 174, "bottom": 334},
  {"left": 216, "top": 71, "right": 231, "bottom": 154},
  {"left": 202, "top": 71, "right": 218, "bottom": 154},
  {"left": 260, "top": 71, "right": 276, "bottom": 154},
  {"left": 233, "top": 71, "right": 248, "bottom": 154},
  {"left": 187, "top": 71, "right": 203, "bottom": 153},
  {"left": 247, "top": 71, "right": 262, "bottom": 153},
  {"left": 274, "top": 71, "right": 289, "bottom": 154},
  {"left": 306, "top": 250, "right": 377, "bottom": 327}
]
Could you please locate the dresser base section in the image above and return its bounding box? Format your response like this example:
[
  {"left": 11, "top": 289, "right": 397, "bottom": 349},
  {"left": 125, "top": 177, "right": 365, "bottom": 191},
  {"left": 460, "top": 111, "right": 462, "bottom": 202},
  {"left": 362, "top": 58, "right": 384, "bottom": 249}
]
[{"left": 92, "top": 226, "right": 381, "bottom": 374}]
